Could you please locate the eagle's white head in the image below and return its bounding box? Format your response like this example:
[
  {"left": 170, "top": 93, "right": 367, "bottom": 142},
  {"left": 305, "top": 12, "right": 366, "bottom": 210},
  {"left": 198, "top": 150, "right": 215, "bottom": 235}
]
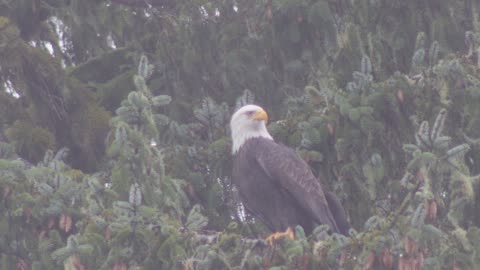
[{"left": 230, "top": 104, "right": 273, "bottom": 154}]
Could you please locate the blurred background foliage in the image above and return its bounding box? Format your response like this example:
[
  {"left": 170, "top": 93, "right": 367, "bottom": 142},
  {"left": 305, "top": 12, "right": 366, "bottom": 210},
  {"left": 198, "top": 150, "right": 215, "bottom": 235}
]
[{"left": 1, "top": 0, "right": 480, "bottom": 269}]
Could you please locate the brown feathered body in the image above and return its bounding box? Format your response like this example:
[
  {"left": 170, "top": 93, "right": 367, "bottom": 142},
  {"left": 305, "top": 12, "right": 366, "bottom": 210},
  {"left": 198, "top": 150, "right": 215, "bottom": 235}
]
[{"left": 232, "top": 137, "right": 350, "bottom": 235}]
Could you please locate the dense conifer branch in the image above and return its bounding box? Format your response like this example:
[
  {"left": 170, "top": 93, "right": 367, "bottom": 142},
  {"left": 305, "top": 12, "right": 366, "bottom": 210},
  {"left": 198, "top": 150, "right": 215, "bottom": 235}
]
[{"left": 110, "top": 0, "right": 175, "bottom": 8}]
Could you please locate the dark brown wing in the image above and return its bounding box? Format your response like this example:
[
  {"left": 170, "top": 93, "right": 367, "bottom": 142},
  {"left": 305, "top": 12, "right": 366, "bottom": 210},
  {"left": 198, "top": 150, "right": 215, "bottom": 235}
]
[
  {"left": 254, "top": 138, "right": 340, "bottom": 233},
  {"left": 325, "top": 191, "right": 350, "bottom": 235}
]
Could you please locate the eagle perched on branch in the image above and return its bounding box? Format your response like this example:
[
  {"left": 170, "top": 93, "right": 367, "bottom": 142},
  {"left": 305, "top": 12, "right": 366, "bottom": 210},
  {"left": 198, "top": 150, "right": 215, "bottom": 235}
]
[{"left": 230, "top": 105, "right": 350, "bottom": 240}]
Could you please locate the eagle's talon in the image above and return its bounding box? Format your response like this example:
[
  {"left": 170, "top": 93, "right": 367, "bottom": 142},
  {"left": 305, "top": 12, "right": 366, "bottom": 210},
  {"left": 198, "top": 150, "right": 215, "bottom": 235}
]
[{"left": 266, "top": 227, "right": 295, "bottom": 246}]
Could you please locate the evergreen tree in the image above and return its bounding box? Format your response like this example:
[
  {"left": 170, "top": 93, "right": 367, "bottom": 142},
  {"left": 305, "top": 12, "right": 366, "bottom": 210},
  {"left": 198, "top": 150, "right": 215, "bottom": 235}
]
[{"left": 1, "top": 1, "right": 480, "bottom": 269}]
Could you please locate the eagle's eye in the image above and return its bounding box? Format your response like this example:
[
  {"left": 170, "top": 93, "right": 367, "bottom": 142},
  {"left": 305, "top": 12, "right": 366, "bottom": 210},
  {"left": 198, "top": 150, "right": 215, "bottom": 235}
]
[{"left": 246, "top": 110, "right": 256, "bottom": 116}]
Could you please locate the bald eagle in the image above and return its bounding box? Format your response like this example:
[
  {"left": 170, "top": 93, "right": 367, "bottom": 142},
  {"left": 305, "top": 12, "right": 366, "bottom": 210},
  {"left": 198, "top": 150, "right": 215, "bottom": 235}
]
[{"left": 230, "top": 104, "right": 350, "bottom": 236}]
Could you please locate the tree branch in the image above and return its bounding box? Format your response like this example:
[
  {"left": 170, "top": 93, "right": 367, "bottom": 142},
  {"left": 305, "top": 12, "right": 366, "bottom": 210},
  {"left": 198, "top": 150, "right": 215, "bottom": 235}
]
[{"left": 109, "top": 0, "right": 175, "bottom": 8}]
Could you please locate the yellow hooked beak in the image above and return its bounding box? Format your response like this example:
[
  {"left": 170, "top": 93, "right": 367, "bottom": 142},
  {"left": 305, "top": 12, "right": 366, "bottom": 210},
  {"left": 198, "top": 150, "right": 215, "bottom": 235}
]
[{"left": 253, "top": 109, "right": 268, "bottom": 123}]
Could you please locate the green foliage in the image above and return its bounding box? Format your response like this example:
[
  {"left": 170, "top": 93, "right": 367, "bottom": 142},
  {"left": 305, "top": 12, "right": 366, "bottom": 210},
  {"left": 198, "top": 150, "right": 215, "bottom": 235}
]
[
  {"left": 5, "top": 120, "right": 55, "bottom": 162},
  {"left": 2, "top": 1, "right": 480, "bottom": 269},
  {"left": 0, "top": 146, "right": 86, "bottom": 270},
  {"left": 71, "top": 104, "right": 111, "bottom": 171}
]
